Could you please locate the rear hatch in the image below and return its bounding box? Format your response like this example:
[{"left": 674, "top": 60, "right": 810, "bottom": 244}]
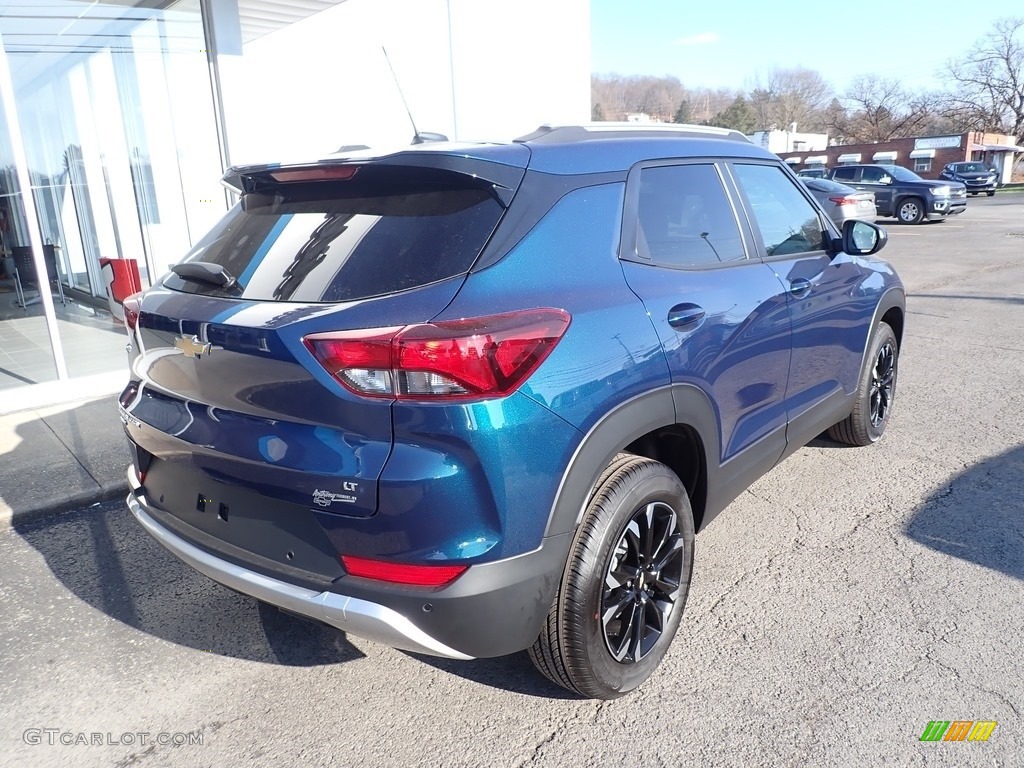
[{"left": 122, "top": 150, "right": 527, "bottom": 580}]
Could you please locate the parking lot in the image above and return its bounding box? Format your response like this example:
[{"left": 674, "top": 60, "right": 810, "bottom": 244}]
[{"left": 2, "top": 193, "right": 1022, "bottom": 768}]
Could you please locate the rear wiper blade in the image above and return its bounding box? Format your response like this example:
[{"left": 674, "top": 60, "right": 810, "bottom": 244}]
[{"left": 170, "top": 262, "right": 239, "bottom": 291}]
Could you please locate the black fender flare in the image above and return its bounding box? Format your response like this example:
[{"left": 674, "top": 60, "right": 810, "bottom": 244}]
[
  {"left": 543, "top": 384, "right": 721, "bottom": 538},
  {"left": 862, "top": 285, "right": 906, "bottom": 369}
]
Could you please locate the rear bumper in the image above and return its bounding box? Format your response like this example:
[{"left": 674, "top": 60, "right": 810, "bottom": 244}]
[
  {"left": 128, "top": 487, "right": 473, "bottom": 659},
  {"left": 126, "top": 468, "right": 573, "bottom": 659}
]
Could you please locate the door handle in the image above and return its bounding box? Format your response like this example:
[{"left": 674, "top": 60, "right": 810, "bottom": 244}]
[
  {"left": 667, "top": 303, "right": 706, "bottom": 330},
  {"left": 789, "top": 278, "right": 812, "bottom": 298}
]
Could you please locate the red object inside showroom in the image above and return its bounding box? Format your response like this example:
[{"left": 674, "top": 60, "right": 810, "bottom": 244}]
[{"left": 100, "top": 257, "right": 142, "bottom": 323}]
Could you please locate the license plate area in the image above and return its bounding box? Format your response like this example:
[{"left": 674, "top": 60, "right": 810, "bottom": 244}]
[{"left": 143, "top": 456, "right": 344, "bottom": 580}]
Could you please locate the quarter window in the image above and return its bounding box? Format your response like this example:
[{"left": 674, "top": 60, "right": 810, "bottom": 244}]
[
  {"left": 732, "top": 163, "right": 827, "bottom": 257},
  {"left": 634, "top": 164, "right": 745, "bottom": 267},
  {"left": 831, "top": 166, "right": 857, "bottom": 183}
]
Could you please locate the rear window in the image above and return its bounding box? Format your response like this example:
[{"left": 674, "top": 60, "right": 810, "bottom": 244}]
[{"left": 163, "top": 166, "right": 504, "bottom": 302}]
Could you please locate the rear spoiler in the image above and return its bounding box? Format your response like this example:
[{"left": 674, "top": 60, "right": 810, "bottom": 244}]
[{"left": 221, "top": 146, "right": 530, "bottom": 207}]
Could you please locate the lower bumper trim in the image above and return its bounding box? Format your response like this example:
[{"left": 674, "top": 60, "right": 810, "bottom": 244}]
[{"left": 126, "top": 482, "right": 473, "bottom": 660}]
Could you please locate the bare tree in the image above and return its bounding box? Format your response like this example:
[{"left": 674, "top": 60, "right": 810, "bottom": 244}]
[
  {"left": 748, "top": 68, "right": 834, "bottom": 132},
  {"left": 822, "top": 97, "right": 851, "bottom": 143},
  {"left": 592, "top": 74, "right": 687, "bottom": 121},
  {"left": 592, "top": 74, "right": 738, "bottom": 124},
  {"left": 842, "top": 75, "right": 932, "bottom": 142},
  {"left": 942, "top": 16, "right": 1024, "bottom": 142}
]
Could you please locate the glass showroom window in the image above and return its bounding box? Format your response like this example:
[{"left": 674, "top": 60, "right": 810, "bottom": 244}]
[{"left": 0, "top": 0, "right": 225, "bottom": 389}]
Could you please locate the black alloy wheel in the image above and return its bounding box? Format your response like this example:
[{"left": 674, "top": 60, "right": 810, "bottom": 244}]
[
  {"left": 601, "top": 501, "right": 684, "bottom": 663},
  {"left": 528, "top": 454, "right": 694, "bottom": 699},
  {"left": 869, "top": 340, "right": 896, "bottom": 429},
  {"left": 828, "top": 321, "right": 899, "bottom": 446}
]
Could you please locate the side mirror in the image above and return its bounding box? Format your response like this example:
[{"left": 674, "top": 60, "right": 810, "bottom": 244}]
[
  {"left": 880, "top": 176, "right": 892, "bottom": 185},
  {"left": 840, "top": 219, "right": 887, "bottom": 256}
]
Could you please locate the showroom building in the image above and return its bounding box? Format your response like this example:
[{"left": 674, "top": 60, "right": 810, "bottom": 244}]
[{"left": 0, "top": 0, "right": 589, "bottom": 404}]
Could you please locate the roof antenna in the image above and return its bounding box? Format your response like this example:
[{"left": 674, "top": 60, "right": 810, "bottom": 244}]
[{"left": 382, "top": 46, "right": 448, "bottom": 145}]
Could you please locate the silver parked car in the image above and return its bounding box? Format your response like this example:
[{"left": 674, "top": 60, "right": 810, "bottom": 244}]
[{"left": 799, "top": 177, "right": 877, "bottom": 226}]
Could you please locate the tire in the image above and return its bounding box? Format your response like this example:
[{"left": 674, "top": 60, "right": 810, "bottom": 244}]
[
  {"left": 896, "top": 197, "right": 925, "bottom": 225},
  {"left": 528, "top": 454, "right": 695, "bottom": 699},
  {"left": 828, "top": 322, "right": 898, "bottom": 446},
  {"left": 987, "top": 191, "right": 996, "bottom": 197}
]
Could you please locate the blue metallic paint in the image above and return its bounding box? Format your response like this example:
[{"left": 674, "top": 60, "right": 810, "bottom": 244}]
[
  {"left": 621, "top": 259, "right": 792, "bottom": 464},
  {"left": 121, "top": 132, "right": 906, "bottom": 664},
  {"left": 441, "top": 183, "right": 672, "bottom": 434},
  {"left": 317, "top": 392, "right": 582, "bottom": 562},
  {"left": 763, "top": 252, "right": 875, "bottom": 414}
]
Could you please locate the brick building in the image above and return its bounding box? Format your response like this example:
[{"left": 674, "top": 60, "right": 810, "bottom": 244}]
[{"left": 778, "top": 131, "right": 1024, "bottom": 183}]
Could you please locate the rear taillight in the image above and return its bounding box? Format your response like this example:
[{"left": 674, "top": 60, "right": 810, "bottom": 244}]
[
  {"left": 303, "top": 309, "right": 570, "bottom": 400},
  {"left": 828, "top": 196, "right": 861, "bottom": 207},
  {"left": 123, "top": 292, "right": 142, "bottom": 331},
  {"left": 341, "top": 555, "right": 468, "bottom": 587},
  {"left": 119, "top": 381, "right": 139, "bottom": 408}
]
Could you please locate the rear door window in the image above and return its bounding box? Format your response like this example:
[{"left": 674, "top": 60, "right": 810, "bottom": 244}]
[
  {"left": 633, "top": 163, "right": 746, "bottom": 267},
  {"left": 163, "top": 166, "right": 505, "bottom": 302}
]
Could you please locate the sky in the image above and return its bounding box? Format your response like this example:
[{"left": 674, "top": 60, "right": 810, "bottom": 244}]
[{"left": 591, "top": 0, "right": 1024, "bottom": 94}]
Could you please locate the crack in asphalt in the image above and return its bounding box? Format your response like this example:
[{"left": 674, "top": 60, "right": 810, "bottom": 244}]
[
  {"left": 517, "top": 699, "right": 611, "bottom": 766},
  {"left": 517, "top": 728, "right": 559, "bottom": 767},
  {"left": 925, "top": 654, "right": 1022, "bottom": 719},
  {"left": 706, "top": 539, "right": 806, "bottom": 621},
  {"left": 744, "top": 487, "right": 806, "bottom": 537},
  {"left": 112, "top": 719, "right": 229, "bottom": 768}
]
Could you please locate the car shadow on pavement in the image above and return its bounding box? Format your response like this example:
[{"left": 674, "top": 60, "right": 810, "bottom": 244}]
[
  {"left": 14, "top": 499, "right": 583, "bottom": 694},
  {"left": 13, "top": 501, "right": 365, "bottom": 666},
  {"left": 905, "top": 444, "right": 1024, "bottom": 581},
  {"left": 405, "top": 651, "right": 581, "bottom": 700},
  {"left": 807, "top": 433, "right": 860, "bottom": 449}
]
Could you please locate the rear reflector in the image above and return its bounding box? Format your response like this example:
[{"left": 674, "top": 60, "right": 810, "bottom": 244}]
[
  {"left": 123, "top": 292, "right": 142, "bottom": 331},
  {"left": 341, "top": 555, "right": 468, "bottom": 587},
  {"left": 118, "top": 381, "right": 139, "bottom": 408},
  {"left": 304, "top": 309, "right": 570, "bottom": 401},
  {"left": 269, "top": 166, "right": 360, "bottom": 183}
]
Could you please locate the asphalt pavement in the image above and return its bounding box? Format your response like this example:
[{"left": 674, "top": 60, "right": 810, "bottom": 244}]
[
  {"left": 0, "top": 395, "right": 129, "bottom": 528},
  {"left": 1, "top": 193, "right": 1022, "bottom": 767}
]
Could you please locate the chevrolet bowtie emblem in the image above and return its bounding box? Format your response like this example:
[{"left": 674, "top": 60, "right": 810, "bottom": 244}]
[{"left": 174, "top": 335, "right": 213, "bottom": 358}]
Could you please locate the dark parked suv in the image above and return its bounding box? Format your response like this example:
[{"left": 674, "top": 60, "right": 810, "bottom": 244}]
[
  {"left": 119, "top": 124, "right": 905, "bottom": 699},
  {"left": 829, "top": 163, "right": 967, "bottom": 224},
  {"left": 939, "top": 161, "right": 999, "bottom": 196}
]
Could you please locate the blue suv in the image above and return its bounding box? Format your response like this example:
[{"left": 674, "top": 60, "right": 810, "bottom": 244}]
[{"left": 119, "top": 124, "right": 905, "bottom": 699}]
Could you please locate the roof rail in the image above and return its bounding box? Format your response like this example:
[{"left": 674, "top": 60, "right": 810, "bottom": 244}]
[{"left": 515, "top": 123, "right": 750, "bottom": 144}]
